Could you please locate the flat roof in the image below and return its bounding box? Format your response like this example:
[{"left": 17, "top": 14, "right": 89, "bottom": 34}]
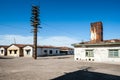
[{"left": 72, "top": 42, "right": 120, "bottom": 47}]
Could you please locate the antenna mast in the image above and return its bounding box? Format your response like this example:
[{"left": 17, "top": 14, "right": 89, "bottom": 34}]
[{"left": 14, "top": 37, "right": 16, "bottom": 44}]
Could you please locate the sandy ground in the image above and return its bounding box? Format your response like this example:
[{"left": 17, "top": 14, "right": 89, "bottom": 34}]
[{"left": 0, "top": 55, "right": 120, "bottom": 80}]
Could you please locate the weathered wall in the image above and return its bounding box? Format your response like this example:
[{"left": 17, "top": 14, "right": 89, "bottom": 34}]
[
  {"left": 7, "top": 45, "right": 20, "bottom": 57},
  {"left": 74, "top": 47, "right": 120, "bottom": 62}
]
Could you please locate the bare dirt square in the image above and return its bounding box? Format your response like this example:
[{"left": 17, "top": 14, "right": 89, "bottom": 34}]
[{"left": 0, "top": 55, "right": 120, "bottom": 80}]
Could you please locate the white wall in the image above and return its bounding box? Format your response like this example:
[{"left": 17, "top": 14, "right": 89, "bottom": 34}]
[
  {"left": 23, "top": 46, "right": 60, "bottom": 57},
  {"left": 23, "top": 46, "right": 33, "bottom": 57},
  {"left": 40, "top": 48, "right": 60, "bottom": 56},
  {"left": 74, "top": 47, "right": 120, "bottom": 62},
  {"left": 23, "top": 46, "right": 44, "bottom": 57},
  {"left": 37, "top": 48, "right": 42, "bottom": 56},
  {"left": 7, "top": 45, "right": 20, "bottom": 57}
]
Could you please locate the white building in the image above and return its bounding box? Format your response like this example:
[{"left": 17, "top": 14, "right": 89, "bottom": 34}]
[
  {"left": 72, "top": 22, "right": 120, "bottom": 63},
  {"left": 4, "top": 44, "right": 71, "bottom": 57},
  {"left": 0, "top": 46, "right": 8, "bottom": 56},
  {"left": 39, "top": 46, "right": 60, "bottom": 56},
  {"left": 7, "top": 44, "right": 25, "bottom": 57},
  {"left": 23, "top": 45, "right": 33, "bottom": 57},
  {"left": 23, "top": 45, "right": 60, "bottom": 57},
  {"left": 73, "top": 41, "right": 120, "bottom": 62},
  {"left": 58, "top": 47, "right": 74, "bottom": 55}
]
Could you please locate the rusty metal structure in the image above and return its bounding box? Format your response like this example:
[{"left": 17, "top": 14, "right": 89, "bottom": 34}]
[
  {"left": 31, "top": 6, "right": 40, "bottom": 59},
  {"left": 90, "top": 22, "right": 103, "bottom": 43}
]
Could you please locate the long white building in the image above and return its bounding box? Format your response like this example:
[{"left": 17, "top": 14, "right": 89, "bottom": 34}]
[{"left": 0, "top": 44, "right": 73, "bottom": 57}]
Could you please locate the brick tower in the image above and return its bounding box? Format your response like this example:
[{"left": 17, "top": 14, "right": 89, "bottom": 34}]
[{"left": 90, "top": 22, "right": 103, "bottom": 43}]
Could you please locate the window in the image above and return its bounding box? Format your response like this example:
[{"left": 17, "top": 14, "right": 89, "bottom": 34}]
[
  {"left": 49, "top": 50, "right": 53, "bottom": 54},
  {"left": 9, "top": 50, "right": 12, "bottom": 54},
  {"left": 44, "top": 50, "right": 47, "bottom": 53},
  {"left": 1, "top": 50, "right": 3, "bottom": 54},
  {"left": 26, "top": 49, "right": 31, "bottom": 55},
  {"left": 108, "top": 49, "right": 119, "bottom": 58},
  {"left": 56, "top": 50, "right": 58, "bottom": 53},
  {"left": 14, "top": 50, "right": 17, "bottom": 54},
  {"left": 85, "top": 50, "right": 94, "bottom": 57}
]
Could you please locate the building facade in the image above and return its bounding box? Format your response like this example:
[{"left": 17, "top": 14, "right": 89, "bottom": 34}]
[
  {"left": 23, "top": 45, "right": 60, "bottom": 57},
  {"left": 0, "top": 46, "right": 8, "bottom": 56},
  {"left": 73, "top": 22, "right": 120, "bottom": 63},
  {"left": 7, "top": 44, "right": 25, "bottom": 57},
  {"left": 74, "top": 42, "right": 120, "bottom": 62},
  {"left": 23, "top": 45, "right": 33, "bottom": 57},
  {"left": 1, "top": 44, "right": 72, "bottom": 57},
  {"left": 58, "top": 47, "right": 74, "bottom": 55}
]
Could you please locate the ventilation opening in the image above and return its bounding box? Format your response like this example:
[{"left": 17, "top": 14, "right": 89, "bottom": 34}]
[
  {"left": 76, "top": 58, "right": 78, "bottom": 60},
  {"left": 89, "top": 58, "right": 91, "bottom": 61}
]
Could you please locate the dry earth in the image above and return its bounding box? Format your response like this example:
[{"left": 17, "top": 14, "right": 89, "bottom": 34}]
[{"left": 0, "top": 55, "right": 120, "bottom": 80}]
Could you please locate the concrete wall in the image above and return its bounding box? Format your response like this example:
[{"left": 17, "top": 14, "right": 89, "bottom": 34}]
[
  {"left": 74, "top": 47, "right": 120, "bottom": 62},
  {"left": 7, "top": 45, "right": 20, "bottom": 57}
]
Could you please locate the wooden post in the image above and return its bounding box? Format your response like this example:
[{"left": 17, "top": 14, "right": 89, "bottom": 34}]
[{"left": 31, "top": 6, "right": 40, "bottom": 59}]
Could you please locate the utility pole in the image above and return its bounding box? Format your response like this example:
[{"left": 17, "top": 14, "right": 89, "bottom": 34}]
[
  {"left": 31, "top": 6, "right": 40, "bottom": 59},
  {"left": 14, "top": 37, "right": 16, "bottom": 44}
]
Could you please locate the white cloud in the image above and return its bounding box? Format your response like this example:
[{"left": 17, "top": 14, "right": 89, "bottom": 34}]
[
  {"left": 0, "top": 35, "right": 33, "bottom": 45},
  {"left": 0, "top": 35, "right": 79, "bottom": 47}
]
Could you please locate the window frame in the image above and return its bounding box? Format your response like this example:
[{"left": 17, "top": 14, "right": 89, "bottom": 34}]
[
  {"left": 108, "top": 49, "right": 119, "bottom": 58},
  {"left": 85, "top": 50, "right": 94, "bottom": 57}
]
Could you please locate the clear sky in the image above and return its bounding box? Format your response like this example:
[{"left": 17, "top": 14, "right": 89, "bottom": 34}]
[{"left": 0, "top": 0, "right": 120, "bottom": 47}]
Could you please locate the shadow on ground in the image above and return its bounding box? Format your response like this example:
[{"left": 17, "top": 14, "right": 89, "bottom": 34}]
[
  {"left": 52, "top": 67, "right": 120, "bottom": 80},
  {"left": 0, "top": 56, "right": 14, "bottom": 59}
]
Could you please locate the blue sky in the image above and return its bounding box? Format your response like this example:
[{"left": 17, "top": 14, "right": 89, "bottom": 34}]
[{"left": 0, "top": 0, "right": 120, "bottom": 46}]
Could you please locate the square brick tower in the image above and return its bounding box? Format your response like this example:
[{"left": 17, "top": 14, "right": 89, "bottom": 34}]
[{"left": 90, "top": 22, "right": 103, "bottom": 43}]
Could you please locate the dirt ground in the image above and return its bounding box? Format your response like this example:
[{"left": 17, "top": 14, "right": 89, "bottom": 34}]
[{"left": 0, "top": 55, "right": 120, "bottom": 80}]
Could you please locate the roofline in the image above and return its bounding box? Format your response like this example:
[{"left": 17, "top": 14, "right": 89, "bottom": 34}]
[{"left": 72, "top": 42, "right": 120, "bottom": 47}]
